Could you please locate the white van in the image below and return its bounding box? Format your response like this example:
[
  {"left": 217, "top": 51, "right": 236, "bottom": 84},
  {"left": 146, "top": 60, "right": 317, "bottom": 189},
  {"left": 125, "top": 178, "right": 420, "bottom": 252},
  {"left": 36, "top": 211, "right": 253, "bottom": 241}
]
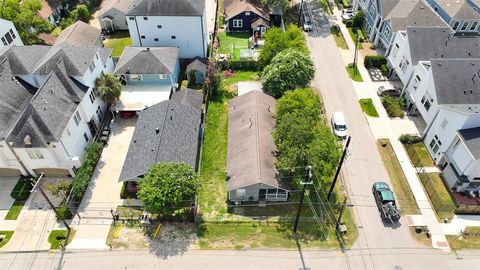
[{"left": 331, "top": 112, "right": 347, "bottom": 138}]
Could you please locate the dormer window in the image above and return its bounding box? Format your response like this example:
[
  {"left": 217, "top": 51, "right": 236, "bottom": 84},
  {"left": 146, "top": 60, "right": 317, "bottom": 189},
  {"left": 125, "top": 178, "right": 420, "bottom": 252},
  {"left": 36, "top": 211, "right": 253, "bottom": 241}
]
[{"left": 245, "top": 11, "right": 250, "bottom": 15}]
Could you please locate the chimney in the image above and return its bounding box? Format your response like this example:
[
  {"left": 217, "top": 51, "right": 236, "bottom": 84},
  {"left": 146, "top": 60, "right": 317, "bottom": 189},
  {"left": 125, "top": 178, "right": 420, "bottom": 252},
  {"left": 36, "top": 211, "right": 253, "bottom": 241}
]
[{"left": 23, "top": 135, "right": 32, "bottom": 146}]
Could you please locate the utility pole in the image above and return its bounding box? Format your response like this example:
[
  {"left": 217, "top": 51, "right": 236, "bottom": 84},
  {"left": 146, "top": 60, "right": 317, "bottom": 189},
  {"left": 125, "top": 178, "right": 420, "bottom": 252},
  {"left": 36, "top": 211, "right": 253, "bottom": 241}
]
[
  {"left": 297, "top": 0, "right": 304, "bottom": 27},
  {"left": 293, "top": 166, "right": 313, "bottom": 233},
  {"left": 353, "top": 35, "right": 360, "bottom": 76},
  {"left": 30, "top": 174, "right": 71, "bottom": 232},
  {"left": 327, "top": 136, "right": 352, "bottom": 201}
]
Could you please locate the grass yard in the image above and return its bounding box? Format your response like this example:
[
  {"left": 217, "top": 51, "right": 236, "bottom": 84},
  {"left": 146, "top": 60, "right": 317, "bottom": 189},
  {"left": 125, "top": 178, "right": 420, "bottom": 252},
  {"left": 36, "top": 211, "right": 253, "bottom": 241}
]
[
  {"left": 345, "top": 65, "right": 363, "bottom": 82},
  {"left": 51, "top": 26, "right": 62, "bottom": 37},
  {"left": 48, "top": 230, "right": 76, "bottom": 250},
  {"left": 224, "top": 71, "right": 259, "bottom": 86},
  {"left": 217, "top": 32, "right": 250, "bottom": 58},
  {"left": 346, "top": 28, "right": 364, "bottom": 49},
  {"left": 418, "top": 173, "right": 455, "bottom": 221},
  {"left": 0, "top": 231, "right": 14, "bottom": 248},
  {"left": 377, "top": 140, "right": 420, "bottom": 215},
  {"left": 330, "top": 27, "right": 348, "bottom": 49},
  {"left": 405, "top": 142, "right": 435, "bottom": 167},
  {"left": 5, "top": 201, "right": 25, "bottom": 220},
  {"left": 359, "top": 99, "right": 379, "bottom": 117},
  {"left": 448, "top": 227, "right": 480, "bottom": 249},
  {"left": 104, "top": 31, "right": 132, "bottom": 58}
]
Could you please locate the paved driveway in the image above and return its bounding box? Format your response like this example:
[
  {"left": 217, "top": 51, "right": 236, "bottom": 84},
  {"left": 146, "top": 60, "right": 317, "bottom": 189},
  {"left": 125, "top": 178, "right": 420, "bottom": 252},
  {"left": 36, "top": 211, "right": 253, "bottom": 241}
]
[
  {"left": 0, "top": 177, "right": 17, "bottom": 220},
  {"left": 69, "top": 117, "right": 137, "bottom": 250}
]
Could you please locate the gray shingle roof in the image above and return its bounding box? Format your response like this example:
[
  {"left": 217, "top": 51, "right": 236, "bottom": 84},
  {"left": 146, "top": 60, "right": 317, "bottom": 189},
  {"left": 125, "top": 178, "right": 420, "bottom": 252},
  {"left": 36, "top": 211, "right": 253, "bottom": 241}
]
[
  {"left": 127, "top": 0, "right": 205, "bottom": 16},
  {"left": 171, "top": 89, "right": 203, "bottom": 111},
  {"left": 99, "top": 0, "right": 138, "bottom": 15},
  {"left": 114, "top": 47, "right": 179, "bottom": 75},
  {"left": 186, "top": 57, "right": 207, "bottom": 74},
  {"left": 380, "top": 0, "right": 401, "bottom": 17},
  {"left": 224, "top": 0, "right": 270, "bottom": 20},
  {"left": 407, "top": 27, "right": 480, "bottom": 65},
  {"left": 434, "top": 0, "right": 480, "bottom": 19},
  {"left": 98, "top": 47, "right": 113, "bottom": 65},
  {"left": 431, "top": 58, "right": 480, "bottom": 106},
  {"left": 119, "top": 89, "right": 203, "bottom": 181},
  {"left": 54, "top": 21, "right": 101, "bottom": 47},
  {"left": 226, "top": 91, "right": 289, "bottom": 191},
  {"left": 385, "top": 0, "right": 447, "bottom": 32},
  {"left": 458, "top": 127, "right": 480, "bottom": 160}
]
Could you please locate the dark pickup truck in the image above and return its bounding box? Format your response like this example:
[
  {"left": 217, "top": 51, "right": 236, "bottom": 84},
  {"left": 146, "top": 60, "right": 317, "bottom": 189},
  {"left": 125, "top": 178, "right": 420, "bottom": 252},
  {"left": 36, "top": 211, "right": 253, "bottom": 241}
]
[{"left": 372, "top": 182, "right": 401, "bottom": 223}]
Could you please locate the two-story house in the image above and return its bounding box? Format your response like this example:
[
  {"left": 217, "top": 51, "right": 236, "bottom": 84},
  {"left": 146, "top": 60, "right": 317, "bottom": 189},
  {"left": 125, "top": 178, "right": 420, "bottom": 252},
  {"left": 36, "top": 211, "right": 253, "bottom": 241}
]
[
  {"left": 425, "top": 0, "right": 480, "bottom": 32},
  {"left": 0, "top": 45, "right": 114, "bottom": 177},
  {"left": 0, "top": 19, "right": 23, "bottom": 50},
  {"left": 126, "top": 0, "right": 208, "bottom": 58},
  {"left": 113, "top": 47, "right": 180, "bottom": 111}
]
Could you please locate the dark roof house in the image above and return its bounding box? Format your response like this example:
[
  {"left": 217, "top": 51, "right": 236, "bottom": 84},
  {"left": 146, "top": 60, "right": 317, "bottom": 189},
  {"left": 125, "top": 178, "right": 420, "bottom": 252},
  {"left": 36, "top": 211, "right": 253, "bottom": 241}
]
[
  {"left": 114, "top": 47, "right": 179, "bottom": 75},
  {"left": 119, "top": 89, "right": 203, "bottom": 181},
  {"left": 223, "top": 0, "right": 272, "bottom": 33}
]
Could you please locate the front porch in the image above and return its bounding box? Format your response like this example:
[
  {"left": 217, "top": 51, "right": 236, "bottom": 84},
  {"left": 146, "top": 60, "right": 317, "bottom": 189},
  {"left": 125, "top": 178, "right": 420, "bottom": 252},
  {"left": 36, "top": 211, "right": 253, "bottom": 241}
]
[{"left": 113, "top": 84, "right": 173, "bottom": 111}]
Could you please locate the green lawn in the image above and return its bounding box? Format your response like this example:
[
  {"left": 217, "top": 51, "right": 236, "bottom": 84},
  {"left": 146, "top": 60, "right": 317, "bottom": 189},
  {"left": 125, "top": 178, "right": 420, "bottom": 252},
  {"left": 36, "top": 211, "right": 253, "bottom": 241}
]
[
  {"left": 224, "top": 71, "right": 259, "bottom": 85},
  {"left": 448, "top": 227, "right": 480, "bottom": 249},
  {"left": 377, "top": 140, "right": 420, "bottom": 215},
  {"left": 345, "top": 65, "right": 363, "bottom": 82},
  {"left": 104, "top": 31, "right": 132, "bottom": 58},
  {"left": 217, "top": 32, "right": 251, "bottom": 58},
  {"left": 48, "top": 230, "right": 76, "bottom": 250},
  {"left": 418, "top": 173, "right": 455, "bottom": 221},
  {"left": 405, "top": 142, "right": 435, "bottom": 167},
  {"left": 346, "top": 28, "right": 364, "bottom": 49},
  {"left": 0, "top": 231, "right": 14, "bottom": 249},
  {"left": 359, "top": 99, "right": 379, "bottom": 117},
  {"left": 330, "top": 27, "right": 348, "bottom": 49},
  {"left": 5, "top": 201, "right": 25, "bottom": 220}
]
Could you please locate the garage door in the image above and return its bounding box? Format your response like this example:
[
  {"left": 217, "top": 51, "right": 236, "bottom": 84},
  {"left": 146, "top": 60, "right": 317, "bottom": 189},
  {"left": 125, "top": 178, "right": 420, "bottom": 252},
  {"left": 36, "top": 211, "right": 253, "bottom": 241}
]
[
  {"left": 0, "top": 168, "right": 22, "bottom": 176},
  {"left": 33, "top": 168, "right": 71, "bottom": 178}
]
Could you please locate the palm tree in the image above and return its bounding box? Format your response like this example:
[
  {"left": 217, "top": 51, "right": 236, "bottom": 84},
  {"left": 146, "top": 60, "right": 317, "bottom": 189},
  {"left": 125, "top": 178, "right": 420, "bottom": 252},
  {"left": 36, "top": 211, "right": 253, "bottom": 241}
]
[{"left": 95, "top": 73, "right": 122, "bottom": 104}]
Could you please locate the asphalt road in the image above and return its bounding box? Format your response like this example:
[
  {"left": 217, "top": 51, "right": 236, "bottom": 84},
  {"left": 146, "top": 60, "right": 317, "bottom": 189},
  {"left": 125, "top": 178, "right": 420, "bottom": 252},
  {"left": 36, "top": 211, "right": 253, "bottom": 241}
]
[{"left": 302, "top": 0, "right": 443, "bottom": 268}]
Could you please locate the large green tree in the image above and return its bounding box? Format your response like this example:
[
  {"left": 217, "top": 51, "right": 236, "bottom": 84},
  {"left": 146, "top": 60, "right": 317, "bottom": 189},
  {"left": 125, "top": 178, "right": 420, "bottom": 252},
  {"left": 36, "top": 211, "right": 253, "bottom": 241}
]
[
  {"left": 95, "top": 73, "right": 122, "bottom": 104},
  {"left": 261, "top": 0, "right": 290, "bottom": 11},
  {"left": 258, "top": 25, "right": 307, "bottom": 67},
  {"left": 0, "top": 0, "right": 52, "bottom": 44},
  {"left": 137, "top": 163, "right": 199, "bottom": 217},
  {"left": 261, "top": 48, "right": 315, "bottom": 98},
  {"left": 273, "top": 88, "right": 340, "bottom": 187}
]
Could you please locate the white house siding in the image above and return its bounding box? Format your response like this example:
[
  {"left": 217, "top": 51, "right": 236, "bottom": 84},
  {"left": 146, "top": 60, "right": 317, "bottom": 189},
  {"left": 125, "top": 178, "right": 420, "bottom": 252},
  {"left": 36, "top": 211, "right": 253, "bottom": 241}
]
[
  {"left": 448, "top": 139, "right": 474, "bottom": 175},
  {"left": 127, "top": 14, "right": 208, "bottom": 58},
  {"left": 228, "top": 183, "right": 288, "bottom": 202},
  {"left": 98, "top": 8, "right": 129, "bottom": 31},
  {"left": 0, "top": 141, "right": 27, "bottom": 175},
  {"left": 405, "top": 63, "right": 438, "bottom": 123},
  {"left": 0, "top": 19, "right": 23, "bottom": 50},
  {"left": 387, "top": 31, "right": 415, "bottom": 86}
]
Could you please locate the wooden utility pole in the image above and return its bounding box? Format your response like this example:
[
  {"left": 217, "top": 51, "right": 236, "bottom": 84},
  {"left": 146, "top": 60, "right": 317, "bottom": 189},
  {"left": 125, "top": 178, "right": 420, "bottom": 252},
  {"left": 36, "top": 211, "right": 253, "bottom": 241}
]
[
  {"left": 293, "top": 166, "right": 313, "bottom": 233},
  {"left": 327, "top": 136, "right": 352, "bottom": 201}
]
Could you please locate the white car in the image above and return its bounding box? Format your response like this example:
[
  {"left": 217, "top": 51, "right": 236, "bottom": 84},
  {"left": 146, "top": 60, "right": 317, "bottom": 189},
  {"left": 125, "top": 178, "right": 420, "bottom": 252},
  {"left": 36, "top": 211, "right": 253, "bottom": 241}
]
[
  {"left": 303, "top": 17, "right": 313, "bottom": 32},
  {"left": 331, "top": 112, "right": 347, "bottom": 139}
]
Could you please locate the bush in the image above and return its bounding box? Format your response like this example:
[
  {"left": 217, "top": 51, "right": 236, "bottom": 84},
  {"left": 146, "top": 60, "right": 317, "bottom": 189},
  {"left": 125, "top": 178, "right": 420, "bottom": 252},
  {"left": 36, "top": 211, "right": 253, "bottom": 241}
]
[
  {"left": 120, "top": 182, "right": 137, "bottom": 199},
  {"left": 56, "top": 203, "right": 72, "bottom": 220},
  {"left": 345, "top": 19, "right": 354, "bottom": 27},
  {"left": 10, "top": 177, "right": 34, "bottom": 201},
  {"left": 352, "top": 11, "right": 365, "bottom": 28},
  {"left": 342, "top": 0, "right": 351, "bottom": 7},
  {"left": 217, "top": 60, "right": 258, "bottom": 71},
  {"left": 399, "top": 134, "right": 423, "bottom": 145},
  {"left": 380, "top": 64, "right": 389, "bottom": 74},
  {"left": 382, "top": 96, "right": 405, "bottom": 118},
  {"left": 71, "top": 142, "right": 104, "bottom": 199},
  {"left": 364, "top": 55, "right": 387, "bottom": 69},
  {"left": 356, "top": 29, "right": 365, "bottom": 42}
]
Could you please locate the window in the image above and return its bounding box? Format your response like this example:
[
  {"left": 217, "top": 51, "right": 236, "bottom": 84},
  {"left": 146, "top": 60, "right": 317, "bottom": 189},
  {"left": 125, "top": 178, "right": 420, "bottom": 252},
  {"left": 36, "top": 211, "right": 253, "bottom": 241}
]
[
  {"left": 421, "top": 95, "right": 431, "bottom": 111},
  {"left": 461, "top": 21, "right": 469, "bottom": 31},
  {"left": 453, "top": 138, "right": 461, "bottom": 149},
  {"left": 236, "top": 189, "right": 246, "bottom": 199},
  {"left": 129, "top": 74, "right": 143, "bottom": 81},
  {"left": 1, "top": 37, "right": 6, "bottom": 45},
  {"left": 4, "top": 32, "right": 12, "bottom": 44},
  {"left": 143, "top": 16, "right": 148, "bottom": 20},
  {"left": 73, "top": 111, "right": 81, "bottom": 126},
  {"left": 26, "top": 149, "right": 44, "bottom": 159},
  {"left": 89, "top": 88, "right": 96, "bottom": 103},
  {"left": 141, "top": 35, "right": 145, "bottom": 39},
  {"left": 392, "top": 43, "right": 399, "bottom": 57},
  {"left": 83, "top": 132, "right": 89, "bottom": 143},
  {"left": 467, "top": 181, "right": 480, "bottom": 189},
  {"left": 129, "top": 16, "right": 134, "bottom": 20},
  {"left": 412, "top": 75, "right": 421, "bottom": 90},
  {"left": 440, "top": 119, "right": 448, "bottom": 129},
  {"left": 171, "top": 35, "right": 176, "bottom": 39},
  {"left": 470, "top": 22, "right": 479, "bottom": 31},
  {"left": 369, "top": 5, "right": 376, "bottom": 18},
  {"left": 452, "top": 21, "right": 460, "bottom": 30},
  {"left": 429, "top": 135, "right": 442, "bottom": 154},
  {"left": 89, "top": 61, "right": 96, "bottom": 72},
  {"left": 277, "top": 189, "right": 287, "bottom": 199},
  {"left": 233, "top": 19, "right": 243, "bottom": 28},
  {"left": 383, "top": 26, "right": 391, "bottom": 38},
  {"left": 154, "top": 38, "right": 159, "bottom": 41},
  {"left": 157, "top": 25, "right": 162, "bottom": 28},
  {"left": 159, "top": 74, "right": 166, "bottom": 80},
  {"left": 399, "top": 58, "right": 409, "bottom": 73},
  {"left": 9, "top": 29, "right": 15, "bottom": 39},
  {"left": 245, "top": 11, "right": 250, "bottom": 15}
]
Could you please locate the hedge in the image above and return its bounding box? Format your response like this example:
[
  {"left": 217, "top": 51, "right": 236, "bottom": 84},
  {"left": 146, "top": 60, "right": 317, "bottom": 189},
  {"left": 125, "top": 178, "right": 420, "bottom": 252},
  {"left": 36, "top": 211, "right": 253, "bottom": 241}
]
[
  {"left": 10, "top": 177, "right": 34, "bottom": 201},
  {"left": 399, "top": 134, "right": 423, "bottom": 144},
  {"left": 217, "top": 60, "right": 258, "bottom": 71},
  {"left": 71, "top": 142, "right": 104, "bottom": 199},
  {"left": 364, "top": 55, "right": 387, "bottom": 69}
]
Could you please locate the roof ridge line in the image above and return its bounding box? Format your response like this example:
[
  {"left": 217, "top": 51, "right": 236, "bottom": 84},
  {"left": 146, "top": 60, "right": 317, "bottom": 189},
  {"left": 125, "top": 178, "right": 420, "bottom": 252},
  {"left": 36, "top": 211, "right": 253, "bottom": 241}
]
[{"left": 254, "top": 92, "right": 261, "bottom": 181}]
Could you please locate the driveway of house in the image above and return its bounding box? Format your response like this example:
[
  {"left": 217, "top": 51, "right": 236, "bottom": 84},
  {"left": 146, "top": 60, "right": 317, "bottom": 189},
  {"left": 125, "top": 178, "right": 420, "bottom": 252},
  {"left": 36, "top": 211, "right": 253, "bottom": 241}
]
[
  {"left": 69, "top": 117, "right": 137, "bottom": 250},
  {"left": 0, "top": 177, "right": 17, "bottom": 221}
]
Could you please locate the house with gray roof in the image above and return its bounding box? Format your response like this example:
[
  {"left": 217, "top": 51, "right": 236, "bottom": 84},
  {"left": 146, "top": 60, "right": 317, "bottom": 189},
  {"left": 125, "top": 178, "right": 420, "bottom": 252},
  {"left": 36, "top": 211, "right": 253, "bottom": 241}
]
[
  {"left": 186, "top": 57, "right": 207, "bottom": 84},
  {"left": 98, "top": 0, "right": 139, "bottom": 31},
  {"left": 226, "top": 91, "right": 290, "bottom": 202},
  {"left": 126, "top": 0, "right": 208, "bottom": 58},
  {"left": 0, "top": 44, "right": 114, "bottom": 177},
  {"left": 113, "top": 47, "right": 180, "bottom": 111},
  {"left": 118, "top": 89, "right": 203, "bottom": 186},
  {"left": 54, "top": 21, "right": 102, "bottom": 47},
  {"left": 425, "top": 0, "right": 480, "bottom": 32}
]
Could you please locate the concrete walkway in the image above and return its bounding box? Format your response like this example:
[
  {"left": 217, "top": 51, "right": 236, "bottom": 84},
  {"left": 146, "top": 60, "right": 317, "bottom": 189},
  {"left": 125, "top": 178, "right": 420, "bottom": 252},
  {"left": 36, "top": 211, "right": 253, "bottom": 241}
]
[{"left": 69, "top": 117, "right": 136, "bottom": 250}]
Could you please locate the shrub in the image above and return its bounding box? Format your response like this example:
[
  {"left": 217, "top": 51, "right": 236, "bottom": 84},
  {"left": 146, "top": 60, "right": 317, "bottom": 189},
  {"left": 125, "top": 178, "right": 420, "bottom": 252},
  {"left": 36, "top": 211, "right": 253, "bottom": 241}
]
[
  {"left": 10, "top": 177, "right": 34, "bottom": 201},
  {"left": 217, "top": 60, "right": 258, "bottom": 70},
  {"left": 352, "top": 11, "right": 365, "bottom": 28},
  {"left": 71, "top": 142, "right": 104, "bottom": 199},
  {"left": 382, "top": 96, "right": 405, "bottom": 118},
  {"left": 345, "top": 19, "right": 354, "bottom": 27},
  {"left": 399, "top": 134, "right": 423, "bottom": 144},
  {"left": 364, "top": 55, "right": 387, "bottom": 69},
  {"left": 56, "top": 203, "right": 72, "bottom": 220},
  {"left": 342, "top": 0, "right": 351, "bottom": 7},
  {"left": 356, "top": 29, "right": 365, "bottom": 42},
  {"left": 380, "top": 64, "right": 389, "bottom": 74}
]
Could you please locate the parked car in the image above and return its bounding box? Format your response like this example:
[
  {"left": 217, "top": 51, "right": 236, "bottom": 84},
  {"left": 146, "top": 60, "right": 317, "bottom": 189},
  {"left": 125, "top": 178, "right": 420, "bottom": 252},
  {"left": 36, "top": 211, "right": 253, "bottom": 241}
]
[
  {"left": 331, "top": 111, "right": 347, "bottom": 139},
  {"left": 342, "top": 9, "right": 355, "bottom": 22},
  {"left": 342, "top": 8, "right": 354, "bottom": 14},
  {"left": 377, "top": 86, "right": 400, "bottom": 97},
  {"left": 303, "top": 16, "right": 313, "bottom": 32},
  {"left": 372, "top": 182, "right": 401, "bottom": 223}
]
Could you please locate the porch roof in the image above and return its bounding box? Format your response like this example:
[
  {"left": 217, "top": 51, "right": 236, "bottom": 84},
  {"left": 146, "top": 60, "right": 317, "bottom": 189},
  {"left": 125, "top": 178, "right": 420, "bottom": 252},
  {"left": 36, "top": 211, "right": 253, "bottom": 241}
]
[{"left": 113, "top": 84, "right": 172, "bottom": 111}]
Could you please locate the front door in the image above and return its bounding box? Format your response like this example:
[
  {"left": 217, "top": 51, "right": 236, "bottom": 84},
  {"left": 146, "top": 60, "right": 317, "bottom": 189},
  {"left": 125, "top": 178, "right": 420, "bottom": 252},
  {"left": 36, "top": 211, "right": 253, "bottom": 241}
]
[
  {"left": 88, "top": 118, "right": 98, "bottom": 137},
  {"left": 260, "top": 26, "right": 266, "bottom": 37},
  {"left": 259, "top": 189, "right": 266, "bottom": 200}
]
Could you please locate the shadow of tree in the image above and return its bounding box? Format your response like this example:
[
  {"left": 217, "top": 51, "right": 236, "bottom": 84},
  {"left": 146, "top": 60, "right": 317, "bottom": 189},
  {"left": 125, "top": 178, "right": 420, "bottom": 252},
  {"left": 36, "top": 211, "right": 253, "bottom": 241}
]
[{"left": 146, "top": 222, "right": 198, "bottom": 260}]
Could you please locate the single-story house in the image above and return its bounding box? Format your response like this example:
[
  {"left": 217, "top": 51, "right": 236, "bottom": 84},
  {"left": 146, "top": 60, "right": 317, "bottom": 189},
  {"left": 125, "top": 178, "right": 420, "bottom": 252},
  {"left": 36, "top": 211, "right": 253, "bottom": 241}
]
[
  {"left": 224, "top": 0, "right": 271, "bottom": 36},
  {"left": 118, "top": 89, "right": 203, "bottom": 188},
  {"left": 98, "top": 0, "right": 138, "bottom": 32},
  {"left": 54, "top": 21, "right": 102, "bottom": 47},
  {"left": 226, "top": 91, "right": 290, "bottom": 202},
  {"left": 186, "top": 57, "right": 207, "bottom": 84},
  {"left": 113, "top": 47, "right": 180, "bottom": 111}
]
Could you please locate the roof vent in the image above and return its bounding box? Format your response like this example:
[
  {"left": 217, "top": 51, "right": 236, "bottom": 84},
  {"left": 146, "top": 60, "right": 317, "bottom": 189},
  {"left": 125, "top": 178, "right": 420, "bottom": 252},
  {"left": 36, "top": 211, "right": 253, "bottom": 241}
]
[
  {"left": 155, "top": 128, "right": 159, "bottom": 134},
  {"left": 146, "top": 47, "right": 150, "bottom": 51},
  {"left": 24, "top": 135, "right": 32, "bottom": 146},
  {"left": 43, "top": 99, "right": 48, "bottom": 104},
  {"left": 464, "top": 90, "right": 467, "bottom": 95},
  {"left": 151, "top": 148, "right": 155, "bottom": 152},
  {"left": 170, "top": 115, "right": 173, "bottom": 121},
  {"left": 248, "top": 117, "right": 253, "bottom": 128}
]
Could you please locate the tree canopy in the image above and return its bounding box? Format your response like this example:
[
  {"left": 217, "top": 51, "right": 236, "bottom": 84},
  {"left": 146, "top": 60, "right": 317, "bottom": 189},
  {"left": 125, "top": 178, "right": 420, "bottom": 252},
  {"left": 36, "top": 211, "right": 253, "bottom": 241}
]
[
  {"left": 0, "top": 0, "right": 52, "bottom": 44},
  {"left": 137, "top": 163, "right": 199, "bottom": 217},
  {"left": 95, "top": 73, "right": 122, "bottom": 104},
  {"left": 258, "top": 25, "right": 307, "bottom": 67},
  {"left": 261, "top": 0, "right": 290, "bottom": 11},
  {"left": 261, "top": 48, "right": 315, "bottom": 98},
  {"left": 273, "top": 88, "right": 340, "bottom": 187}
]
